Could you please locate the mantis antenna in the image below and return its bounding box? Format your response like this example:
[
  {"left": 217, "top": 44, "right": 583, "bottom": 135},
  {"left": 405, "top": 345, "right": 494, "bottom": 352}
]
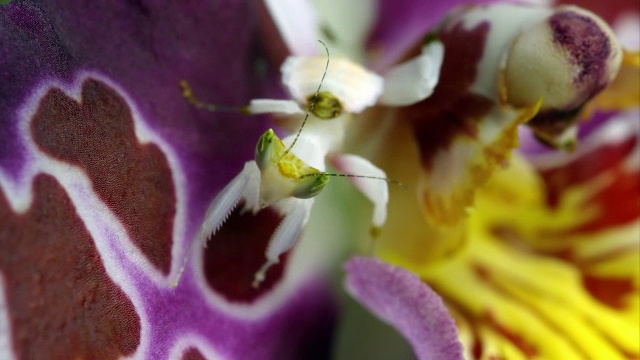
[
  {"left": 279, "top": 39, "right": 330, "bottom": 160},
  {"left": 298, "top": 172, "right": 405, "bottom": 187}
]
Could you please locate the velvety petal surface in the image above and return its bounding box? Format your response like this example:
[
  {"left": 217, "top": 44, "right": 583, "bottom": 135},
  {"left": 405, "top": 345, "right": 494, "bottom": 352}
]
[
  {"left": 344, "top": 257, "right": 464, "bottom": 360},
  {"left": 0, "top": 1, "right": 337, "bottom": 358}
]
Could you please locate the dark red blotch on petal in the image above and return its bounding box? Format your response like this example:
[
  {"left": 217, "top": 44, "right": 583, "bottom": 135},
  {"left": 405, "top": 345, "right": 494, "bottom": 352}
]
[
  {"left": 485, "top": 312, "right": 539, "bottom": 358},
  {"left": 401, "top": 22, "right": 493, "bottom": 170},
  {"left": 182, "top": 348, "right": 207, "bottom": 360},
  {"left": 31, "top": 79, "right": 176, "bottom": 274},
  {"left": 0, "top": 174, "right": 140, "bottom": 359},
  {"left": 583, "top": 274, "right": 636, "bottom": 309},
  {"left": 539, "top": 133, "right": 639, "bottom": 231},
  {"left": 203, "top": 203, "right": 288, "bottom": 303}
]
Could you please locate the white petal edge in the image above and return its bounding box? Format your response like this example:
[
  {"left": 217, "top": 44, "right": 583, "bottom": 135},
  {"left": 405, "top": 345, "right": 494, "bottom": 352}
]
[
  {"left": 247, "top": 99, "right": 304, "bottom": 115},
  {"left": 253, "top": 198, "right": 314, "bottom": 287},
  {"left": 331, "top": 154, "right": 388, "bottom": 227},
  {"left": 281, "top": 55, "right": 384, "bottom": 113},
  {"left": 263, "top": 0, "right": 321, "bottom": 56},
  {"left": 170, "top": 161, "right": 261, "bottom": 287},
  {"left": 378, "top": 40, "right": 445, "bottom": 106}
]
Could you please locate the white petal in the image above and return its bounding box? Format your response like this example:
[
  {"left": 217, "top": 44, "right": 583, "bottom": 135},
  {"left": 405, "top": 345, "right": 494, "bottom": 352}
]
[
  {"left": 170, "top": 161, "right": 260, "bottom": 287},
  {"left": 247, "top": 99, "right": 304, "bottom": 115},
  {"left": 281, "top": 55, "right": 384, "bottom": 113},
  {"left": 378, "top": 40, "right": 444, "bottom": 106},
  {"left": 253, "top": 198, "right": 313, "bottom": 287},
  {"left": 263, "top": 0, "right": 321, "bottom": 56},
  {"left": 331, "top": 154, "right": 388, "bottom": 227}
]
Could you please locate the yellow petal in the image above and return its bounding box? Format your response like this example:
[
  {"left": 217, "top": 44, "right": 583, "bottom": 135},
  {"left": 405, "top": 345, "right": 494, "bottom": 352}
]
[
  {"left": 418, "top": 100, "right": 541, "bottom": 230},
  {"left": 380, "top": 155, "right": 638, "bottom": 358}
]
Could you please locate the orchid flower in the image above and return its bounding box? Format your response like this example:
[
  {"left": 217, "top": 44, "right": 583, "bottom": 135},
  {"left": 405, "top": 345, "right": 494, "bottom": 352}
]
[
  {"left": 1, "top": 0, "right": 638, "bottom": 359},
  {"left": 336, "top": 1, "right": 640, "bottom": 359}
]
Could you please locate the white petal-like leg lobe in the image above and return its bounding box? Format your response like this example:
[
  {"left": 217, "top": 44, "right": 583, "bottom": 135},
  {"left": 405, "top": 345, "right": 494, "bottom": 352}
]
[
  {"left": 247, "top": 99, "right": 304, "bottom": 115},
  {"left": 253, "top": 198, "right": 313, "bottom": 288},
  {"left": 331, "top": 154, "right": 389, "bottom": 227},
  {"left": 199, "top": 161, "right": 261, "bottom": 239},
  {"left": 170, "top": 161, "right": 261, "bottom": 287},
  {"left": 378, "top": 40, "right": 444, "bottom": 106},
  {"left": 240, "top": 161, "right": 262, "bottom": 214},
  {"left": 263, "top": 0, "right": 320, "bottom": 56}
]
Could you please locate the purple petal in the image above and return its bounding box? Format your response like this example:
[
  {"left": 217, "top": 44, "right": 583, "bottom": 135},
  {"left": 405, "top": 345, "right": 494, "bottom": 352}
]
[
  {"left": 1, "top": 0, "right": 267, "bottom": 201},
  {"left": 344, "top": 257, "right": 464, "bottom": 360},
  {"left": 366, "top": 0, "right": 501, "bottom": 70},
  {"left": 1, "top": 1, "right": 337, "bottom": 358}
]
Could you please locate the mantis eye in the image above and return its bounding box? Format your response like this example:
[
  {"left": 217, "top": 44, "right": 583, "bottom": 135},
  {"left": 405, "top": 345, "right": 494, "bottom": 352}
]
[
  {"left": 292, "top": 173, "right": 330, "bottom": 199},
  {"left": 307, "top": 91, "right": 343, "bottom": 119},
  {"left": 255, "top": 129, "right": 277, "bottom": 171}
]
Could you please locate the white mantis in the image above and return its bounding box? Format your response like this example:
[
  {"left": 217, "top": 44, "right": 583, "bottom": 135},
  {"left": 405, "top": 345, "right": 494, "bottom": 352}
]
[{"left": 172, "top": 39, "right": 443, "bottom": 288}]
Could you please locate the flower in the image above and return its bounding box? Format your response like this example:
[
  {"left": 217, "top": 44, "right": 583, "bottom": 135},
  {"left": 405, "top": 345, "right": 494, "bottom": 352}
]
[
  {"left": 0, "top": 1, "right": 337, "bottom": 358},
  {"left": 338, "top": 1, "right": 639, "bottom": 359},
  {"left": 380, "top": 114, "right": 640, "bottom": 358},
  {"left": 1, "top": 0, "right": 637, "bottom": 359}
]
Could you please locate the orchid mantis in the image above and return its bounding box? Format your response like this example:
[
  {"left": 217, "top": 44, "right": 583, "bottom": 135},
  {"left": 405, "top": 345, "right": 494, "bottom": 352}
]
[{"left": 172, "top": 38, "right": 443, "bottom": 288}]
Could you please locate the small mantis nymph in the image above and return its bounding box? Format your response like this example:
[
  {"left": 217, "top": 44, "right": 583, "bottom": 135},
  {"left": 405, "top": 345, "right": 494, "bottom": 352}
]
[{"left": 172, "top": 38, "right": 442, "bottom": 287}]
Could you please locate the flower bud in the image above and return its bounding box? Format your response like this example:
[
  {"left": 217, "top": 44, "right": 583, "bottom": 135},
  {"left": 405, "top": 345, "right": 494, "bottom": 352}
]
[{"left": 502, "top": 6, "right": 622, "bottom": 148}]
